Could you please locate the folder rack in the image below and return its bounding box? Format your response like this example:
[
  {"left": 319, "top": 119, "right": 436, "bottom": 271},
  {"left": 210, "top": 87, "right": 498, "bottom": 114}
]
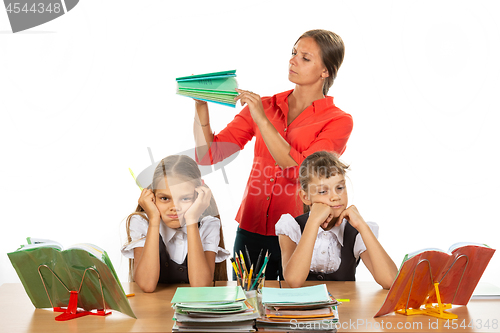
[
  {"left": 395, "top": 254, "right": 469, "bottom": 319},
  {"left": 37, "top": 264, "right": 111, "bottom": 321}
]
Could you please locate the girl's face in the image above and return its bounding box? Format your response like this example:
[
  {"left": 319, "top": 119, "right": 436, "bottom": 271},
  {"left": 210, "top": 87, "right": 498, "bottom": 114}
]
[
  {"left": 301, "top": 173, "right": 348, "bottom": 227},
  {"left": 289, "top": 37, "right": 329, "bottom": 87},
  {"left": 154, "top": 176, "right": 197, "bottom": 229}
]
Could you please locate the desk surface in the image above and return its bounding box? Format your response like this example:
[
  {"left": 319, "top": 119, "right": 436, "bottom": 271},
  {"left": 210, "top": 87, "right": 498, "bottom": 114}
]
[{"left": 1, "top": 281, "right": 498, "bottom": 332}]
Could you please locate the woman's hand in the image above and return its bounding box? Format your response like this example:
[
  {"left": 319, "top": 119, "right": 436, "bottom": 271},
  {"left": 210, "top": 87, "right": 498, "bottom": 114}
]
[
  {"left": 234, "top": 89, "right": 266, "bottom": 123},
  {"left": 194, "top": 99, "right": 207, "bottom": 106},
  {"left": 309, "top": 202, "right": 334, "bottom": 229},
  {"left": 138, "top": 188, "right": 161, "bottom": 226},
  {"left": 182, "top": 186, "right": 212, "bottom": 225},
  {"left": 337, "top": 205, "right": 366, "bottom": 230}
]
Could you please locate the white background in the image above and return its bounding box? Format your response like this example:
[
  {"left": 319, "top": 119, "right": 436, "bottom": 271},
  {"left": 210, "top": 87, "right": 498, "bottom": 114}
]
[{"left": 1, "top": 1, "right": 499, "bottom": 289}]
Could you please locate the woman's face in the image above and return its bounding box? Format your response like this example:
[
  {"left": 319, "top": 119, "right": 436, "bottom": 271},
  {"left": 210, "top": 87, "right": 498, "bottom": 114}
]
[
  {"left": 289, "top": 37, "right": 328, "bottom": 88},
  {"left": 154, "top": 176, "right": 196, "bottom": 229}
]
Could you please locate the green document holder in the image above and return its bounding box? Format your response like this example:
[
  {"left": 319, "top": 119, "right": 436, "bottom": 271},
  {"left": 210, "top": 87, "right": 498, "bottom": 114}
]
[{"left": 8, "top": 245, "right": 136, "bottom": 321}]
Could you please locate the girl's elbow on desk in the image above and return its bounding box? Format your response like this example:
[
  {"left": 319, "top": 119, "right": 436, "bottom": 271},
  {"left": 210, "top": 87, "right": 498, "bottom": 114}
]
[
  {"left": 283, "top": 270, "right": 306, "bottom": 288},
  {"left": 190, "top": 280, "right": 213, "bottom": 288},
  {"left": 287, "top": 279, "right": 305, "bottom": 288},
  {"left": 379, "top": 279, "right": 394, "bottom": 290},
  {"left": 376, "top": 271, "right": 397, "bottom": 290},
  {"left": 136, "top": 281, "right": 157, "bottom": 293}
]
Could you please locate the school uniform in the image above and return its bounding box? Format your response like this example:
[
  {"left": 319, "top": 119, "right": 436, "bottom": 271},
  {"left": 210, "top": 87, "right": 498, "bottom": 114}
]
[
  {"left": 121, "top": 214, "right": 230, "bottom": 284},
  {"left": 275, "top": 213, "right": 379, "bottom": 281}
]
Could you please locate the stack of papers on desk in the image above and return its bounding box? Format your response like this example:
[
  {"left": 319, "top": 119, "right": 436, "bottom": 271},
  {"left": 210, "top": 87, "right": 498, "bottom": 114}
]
[
  {"left": 176, "top": 70, "right": 238, "bottom": 107},
  {"left": 256, "top": 284, "right": 339, "bottom": 332},
  {"left": 171, "top": 286, "right": 258, "bottom": 332}
]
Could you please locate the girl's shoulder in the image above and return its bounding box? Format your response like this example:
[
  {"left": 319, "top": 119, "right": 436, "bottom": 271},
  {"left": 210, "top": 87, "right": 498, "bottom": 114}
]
[
  {"left": 128, "top": 213, "right": 149, "bottom": 229},
  {"left": 198, "top": 215, "right": 221, "bottom": 234},
  {"left": 200, "top": 215, "right": 221, "bottom": 226},
  {"left": 275, "top": 214, "right": 302, "bottom": 244}
]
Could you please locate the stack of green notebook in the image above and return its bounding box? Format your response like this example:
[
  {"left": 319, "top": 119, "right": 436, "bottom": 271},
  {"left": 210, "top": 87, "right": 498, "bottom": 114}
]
[
  {"left": 256, "top": 284, "right": 339, "bottom": 332},
  {"left": 171, "top": 286, "right": 259, "bottom": 332},
  {"left": 176, "top": 70, "right": 238, "bottom": 107}
]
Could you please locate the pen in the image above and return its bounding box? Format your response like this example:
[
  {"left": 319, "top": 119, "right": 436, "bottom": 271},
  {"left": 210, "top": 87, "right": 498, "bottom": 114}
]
[
  {"left": 254, "top": 248, "right": 264, "bottom": 277},
  {"left": 247, "top": 264, "right": 253, "bottom": 290},
  {"left": 250, "top": 253, "right": 269, "bottom": 290},
  {"left": 244, "top": 245, "right": 252, "bottom": 269},
  {"left": 235, "top": 252, "right": 243, "bottom": 278},
  {"left": 239, "top": 251, "right": 249, "bottom": 276},
  {"left": 230, "top": 258, "right": 241, "bottom": 286},
  {"left": 277, "top": 271, "right": 281, "bottom": 288},
  {"left": 128, "top": 168, "right": 143, "bottom": 191},
  {"left": 261, "top": 252, "right": 270, "bottom": 286}
]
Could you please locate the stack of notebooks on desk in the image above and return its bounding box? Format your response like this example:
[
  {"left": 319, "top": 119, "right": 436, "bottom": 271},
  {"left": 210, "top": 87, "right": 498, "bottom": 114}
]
[
  {"left": 171, "top": 286, "right": 259, "bottom": 332},
  {"left": 256, "top": 284, "right": 339, "bottom": 332},
  {"left": 176, "top": 70, "right": 238, "bottom": 107}
]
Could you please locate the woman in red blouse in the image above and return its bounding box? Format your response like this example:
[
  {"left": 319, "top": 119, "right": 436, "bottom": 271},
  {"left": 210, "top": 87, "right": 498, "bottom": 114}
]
[{"left": 193, "top": 29, "right": 353, "bottom": 279}]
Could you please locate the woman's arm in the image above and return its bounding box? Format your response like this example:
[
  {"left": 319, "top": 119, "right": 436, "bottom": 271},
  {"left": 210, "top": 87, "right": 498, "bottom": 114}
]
[
  {"left": 280, "top": 203, "right": 333, "bottom": 287},
  {"left": 235, "top": 89, "right": 297, "bottom": 169},
  {"left": 337, "top": 206, "right": 398, "bottom": 289},
  {"left": 193, "top": 100, "right": 214, "bottom": 162},
  {"left": 193, "top": 98, "right": 254, "bottom": 165}
]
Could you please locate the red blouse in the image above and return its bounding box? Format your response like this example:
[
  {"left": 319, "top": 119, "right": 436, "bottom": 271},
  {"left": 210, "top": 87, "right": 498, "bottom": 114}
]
[{"left": 199, "top": 90, "right": 353, "bottom": 236}]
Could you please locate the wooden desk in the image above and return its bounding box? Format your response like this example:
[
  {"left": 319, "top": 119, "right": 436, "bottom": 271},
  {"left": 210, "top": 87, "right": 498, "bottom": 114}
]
[{"left": 1, "top": 281, "right": 498, "bottom": 332}]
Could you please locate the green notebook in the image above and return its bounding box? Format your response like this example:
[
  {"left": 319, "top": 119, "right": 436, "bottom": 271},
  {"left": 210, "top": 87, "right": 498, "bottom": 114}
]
[
  {"left": 171, "top": 286, "right": 246, "bottom": 304},
  {"left": 8, "top": 237, "right": 136, "bottom": 318},
  {"left": 175, "top": 70, "right": 236, "bottom": 81},
  {"left": 176, "top": 70, "right": 238, "bottom": 107}
]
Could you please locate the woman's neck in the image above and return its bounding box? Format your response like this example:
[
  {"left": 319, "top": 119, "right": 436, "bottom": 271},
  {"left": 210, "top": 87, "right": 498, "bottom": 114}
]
[
  {"left": 287, "top": 85, "right": 325, "bottom": 125},
  {"left": 291, "top": 84, "right": 325, "bottom": 106}
]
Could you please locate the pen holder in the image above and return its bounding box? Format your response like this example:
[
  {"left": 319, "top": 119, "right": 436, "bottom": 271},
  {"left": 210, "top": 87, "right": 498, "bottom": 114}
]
[
  {"left": 239, "top": 276, "right": 264, "bottom": 292},
  {"left": 245, "top": 289, "right": 264, "bottom": 316}
]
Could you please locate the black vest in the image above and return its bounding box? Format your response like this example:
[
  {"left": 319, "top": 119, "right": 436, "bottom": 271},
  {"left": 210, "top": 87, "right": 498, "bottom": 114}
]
[
  {"left": 295, "top": 213, "right": 360, "bottom": 281},
  {"left": 158, "top": 235, "right": 189, "bottom": 284}
]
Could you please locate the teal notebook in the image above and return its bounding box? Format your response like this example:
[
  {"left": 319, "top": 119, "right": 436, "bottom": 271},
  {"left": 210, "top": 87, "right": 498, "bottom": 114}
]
[
  {"left": 176, "top": 70, "right": 236, "bottom": 81},
  {"left": 261, "top": 284, "right": 331, "bottom": 304},
  {"left": 171, "top": 286, "right": 246, "bottom": 304},
  {"left": 175, "top": 70, "right": 238, "bottom": 107}
]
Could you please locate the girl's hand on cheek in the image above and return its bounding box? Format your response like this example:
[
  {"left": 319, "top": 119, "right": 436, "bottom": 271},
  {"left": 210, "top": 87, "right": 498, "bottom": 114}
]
[
  {"left": 309, "top": 202, "right": 334, "bottom": 228},
  {"left": 138, "top": 189, "right": 161, "bottom": 225},
  {"left": 183, "top": 186, "right": 212, "bottom": 225},
  {"left": 337, "top": 205, "right": 365, "bottom": 230}
]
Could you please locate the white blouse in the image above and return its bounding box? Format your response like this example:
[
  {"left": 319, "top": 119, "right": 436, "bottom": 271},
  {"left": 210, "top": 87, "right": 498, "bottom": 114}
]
[
  {"left": 275, "top": 213, "right": 379, "bottom": 274},
  {"left": 121, "top": 214, "right": 230, "bottom": 264}
]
